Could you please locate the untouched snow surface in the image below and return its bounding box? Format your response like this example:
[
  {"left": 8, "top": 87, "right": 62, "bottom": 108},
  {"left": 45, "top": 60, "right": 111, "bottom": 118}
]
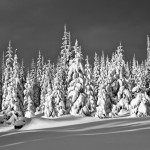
[
  {"left": 1, "top": 115, "right": 150, "bottom": 150},
  {"left": 22, "top": 115, "right": 101, "bottom": 130}
]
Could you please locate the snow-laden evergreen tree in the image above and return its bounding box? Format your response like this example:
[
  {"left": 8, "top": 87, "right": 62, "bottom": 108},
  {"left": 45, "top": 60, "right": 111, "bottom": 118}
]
[
  {"left": 33, "top": 51, "right": 42, "bottom": 109},
  {"left": 53, "top": 62, "right": 66, "bottom": 116},
  {"left": 67, "top": 40, "right": 88, "bottom": 116},
  {"left": 41, "top": 60, "right": 53, "bottom": 113},
  {"left": 138, "top": 61, "right": 146, "bottom": 89},
  {"left": 145, "top": 67, "right": 150, "bottom": 89},
  {"left": 11, "top": 50, "right": 24, "bottom": 117},
  {"left": 0, "top": 52, "right": 5, "bottom": 110},
  {"left": 44, "top": 60, "right": 66, "bottom": 118},
  {"left": 93, "top": 52, "right": 100, "bottom": 101},
  {"left": 23, "top": 58, "right": 37, "bottom": 118},
  {"left": 132, "top": 56, "right": 143, "bottom": 90},
  {"left": 20, "top": 59, "right": 25, "bottom": 85},
  {"left": 97, "top": 44, "right": 130, "bottom": 118},
  {"left": 100, "top": 51, "right": 106, "bottom": 85},
  {"left": 1, "top": 51, "right": 5, "bottom": 83},
  {"left": 125, "top": 61, "right": 130, "bottom": 79},
  {"left": 24, "top": 71, "right": 35, "bottom": 118},
  {"left": 33, "top": 79, "right": 41, "bottom": 109},
  {"left": 37, "top": 51, "right": 42, "bottom": 83},
  {"left": 29, "top": 58, "right": 41, "bottom": 109},
  {"left": 132, "top": 54, "right": 138, "bottom": 81},
  {"left": 30, "top": 58, "right": 36, "bottom": 79},
  {"left": 5, "top": 41, "right": 13, "bottom": 67},
  {"left": 60, "top": 25, "right": 72, "bottom": 108},
  {"left": 60, "top": 25, "right": 72, "bottom": 65},
  {"left": 145, "top": 35, "right": 150, "bottom": 88},
  {"left": 84, "top": 56, "right": 96, "bottom": 116},
  {"left": 146, "top": 35, "right": 150, "bottom": 69},
  {"left": 1, "top": 45, "right": 25, "bottom": 123},
  {"left": 2, "top": 41, "right": 13, "bottom": 111},
  {"left": 105, "top": 56, "right": 110, "bottom": 78},
  {"left": 39, "top": 63, "right": 47, "bottom": 111},
  {"left": 115, "top": 43, "right": 125, "bottom": 70}
]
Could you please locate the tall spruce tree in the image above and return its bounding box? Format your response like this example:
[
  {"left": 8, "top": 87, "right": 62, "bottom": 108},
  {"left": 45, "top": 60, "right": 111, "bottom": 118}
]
[
  {"left": 67, "top": 40, "right": 88, "bottom": 116},
  {"left": 60, "top": 25, "right": 72, "bottom": 108},
  {"left": 11, "top": 50, "right": 24, "bottom": 117},
  {"left": 85, "top": 56, "right": 96, "bottom": 115},
  {"left": 2, "top": 41, "right": 13, "bottom": 111},
  {"left": 93, "top": 52, "right": 100, "bottom": 101},
  {"left": 24, "top": 72, "right": 35, "bottom": 118},
  {"left": 147, "top": 35, "right": 150, "bottom": 69}
]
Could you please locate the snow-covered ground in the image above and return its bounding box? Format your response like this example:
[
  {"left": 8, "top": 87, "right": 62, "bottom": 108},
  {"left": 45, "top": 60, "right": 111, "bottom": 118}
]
[{"left": 0, "top": 115, "right": 150, "bottom": 150}]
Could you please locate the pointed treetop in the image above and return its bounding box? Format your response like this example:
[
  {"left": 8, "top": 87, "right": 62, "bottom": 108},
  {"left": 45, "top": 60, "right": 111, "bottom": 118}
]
[
  {"left": 39, "top": 50, "right": 41, "bottom": 55},
  {"left": 119, "top": 41, "right": 122, "bottom": 46},
  {"left": 8, "top": 40, "right": 12, "bottom": 50},
  {"left": 94, "top": 52, "right": 99, "bottom": 61},
  {"left": 85, "top": 55, "right": 89, "bottom": 63},
  {"left": 5, "top": 40, "right": 13, "bottom": 66},
  {"left": 37, "top": 50, "right": 42, "bottom": 63},
  {"left": 64, "top": 24, "right": 67, "bottom": 33},
  {"left": 21, "top": 58, "right": 24, "bottom": 66},
  {"left": 73, "top": 39, "right": 79, "bottom": 55},
  {"left": 41, "top": 56, "right": 44, "bottom": 66},
  {"left": 85, "top": 55, "right": 90, "bottom": 68},
  {"left": 7, "top": 40, "right": 13, "bottom": 53},
  {"left": 15, "top": 49, "right": 17, "bottom": 54},
  {"left": 118, "top": 41, "right": 123, "bottom": 50},
  {"left": 8, "top": 40, "right": 12, "bottom": 52},
  {"left": 75, "top": 39, "right": 78, "bottom": 46},
  {"left": 31, "top": 58, "right": 36, "bottom": 71},
  {"left": 101, "top": 50, "right": 104, "bottom": 57},
  {"left": 9, "top": 40, "right": 11, "bottom": 47}
]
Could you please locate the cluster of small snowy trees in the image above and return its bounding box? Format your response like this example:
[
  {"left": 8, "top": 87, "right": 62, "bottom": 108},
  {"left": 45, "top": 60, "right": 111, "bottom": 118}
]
[{"left": 1, "top": 26, "right": 150, "bottom": 122}]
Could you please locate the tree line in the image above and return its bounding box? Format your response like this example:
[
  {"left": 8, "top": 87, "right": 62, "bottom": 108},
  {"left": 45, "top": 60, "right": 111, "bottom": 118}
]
[{"left": 1, "top": 26, "right": 150, "bottom": 122}]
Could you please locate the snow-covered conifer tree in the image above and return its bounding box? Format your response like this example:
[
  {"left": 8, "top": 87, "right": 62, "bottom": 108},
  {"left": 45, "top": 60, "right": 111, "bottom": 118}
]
[
  {"left": 105, "top": 56, "right": 110, "bottom": 77},
  {"left": 67, "top": 40, "right": 88, "bottom": 116},
  {"left": 84, "top": 55, "right": 96, "bottom": 116},
  {"left": 20, "top": 59, "right": 25, "bottom": 84},
  {"left": 37, "top": 51, "right": 42, "bottom": 83},
  {"left": 44, "top": 61, "right": 66, "bottom": 118},
  {"left": 33, "top": 51, "right": 43, "bottom": 109},
  {"left": 41, "top": 60, "right": 53, "bottom": 113},
  {"left": 24, "top": 72, "right": 35, "bottom": 118},
  {"left": 1, "top": 51, "right": 5, "bottom": 83},
  {"left": 93, "top": 52, "right": 100, "bottom": 85},
  {"left": 93, "top": 52, "right": 100, "bottom": 101},
  {"left": 60, "top": 25, "right": 72, "bottom": 65},
  {"left": 60, "top": 25, "right": 73, "bottom": 108},
  {"left": 2, "top": 41, "right": 13, "bottom": 111},
  {"left": 100, "top": 51, "right": 106, "bottom": 85},
  {"left": 30, "top": 58, "right": 36, "bottom": 79},
  {"left": 23, "top": 58, "right": 37, "bottom": 118},
  {"left": 147, "top": 35, "right": 150, "bottom": 69},
  {"left": 11, "top": 50, "right": 24, "bottom": 117}
]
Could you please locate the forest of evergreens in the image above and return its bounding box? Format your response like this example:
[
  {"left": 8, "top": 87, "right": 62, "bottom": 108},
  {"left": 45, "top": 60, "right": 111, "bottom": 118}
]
[{"left": 1, "top": 26, "right": 150, "bottom": 124}]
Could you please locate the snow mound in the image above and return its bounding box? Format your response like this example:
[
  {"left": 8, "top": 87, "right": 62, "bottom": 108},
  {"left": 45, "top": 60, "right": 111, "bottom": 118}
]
[{"left": 21, "top": 115, "right": 100, "bottom": 130}]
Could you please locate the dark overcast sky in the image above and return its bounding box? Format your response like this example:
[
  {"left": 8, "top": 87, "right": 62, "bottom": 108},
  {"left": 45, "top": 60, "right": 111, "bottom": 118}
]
[{"left": 0, "top": 0, "right": 150, "bottom": 67}]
